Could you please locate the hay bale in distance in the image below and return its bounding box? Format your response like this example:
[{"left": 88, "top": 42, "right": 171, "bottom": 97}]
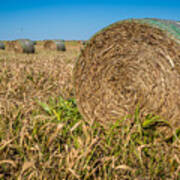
[
  {"left": 44, "top": 40, "right": 66, "bottom": 51},
  {"left": 6, "top": 39, "right": 35, "bottom": 53},
  {"left": 0, "top": 41, "right": 5, "bottom": 50},
  {"left": 17, "top": 39, "right": 35, "bottom": 53},
  {"left": 32, "top": 40, "right": 37, "bottom": 45},
  {"left": 81, "top": 40, "right": 87, "bottom": 45},
  {"left": 56, "top": 40, "right": 66, "bottom": 51},
  {"left": 74, "top": 18, "right": 180, "bottom": 136}
]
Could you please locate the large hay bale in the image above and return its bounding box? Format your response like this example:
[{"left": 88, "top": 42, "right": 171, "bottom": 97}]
[
  {"left": 0, "top": 41, "right": 5, "bottom": 50},
  {"left": 74, "top": 18, "right": 180, "bottom": 136},
  {"left": 44, "top": 40, "right": 66, "bottom": 51},
  {"left": 6, "top": 39, "right": 35, "bottom": 53}
]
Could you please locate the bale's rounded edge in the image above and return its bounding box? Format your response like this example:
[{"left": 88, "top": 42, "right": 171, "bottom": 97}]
[{"left": 73, "top": 18, "right": 180, "bottom": 136}]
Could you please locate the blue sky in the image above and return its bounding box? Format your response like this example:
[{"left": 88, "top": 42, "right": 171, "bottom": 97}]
[{"left": 0, "top": 0, "right": 179, "bottom": 40}]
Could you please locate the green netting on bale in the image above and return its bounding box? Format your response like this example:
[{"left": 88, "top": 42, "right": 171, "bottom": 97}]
[
  {"left": 140, "top": 18, "right": 180, "bottom": 41},
  {"left": 90, "top": 18, "right": 180, "bottom": 45}
]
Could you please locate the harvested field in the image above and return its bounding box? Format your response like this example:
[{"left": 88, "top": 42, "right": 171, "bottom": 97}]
[
  {"left": 0, "top": 42, "right": 78, "bottom": 113},
  {"left": 0, "top": 34, "right": 179, "bottom": 179},
  {"left": 74, "top": 19, "right": 180, "bottom": 138}
]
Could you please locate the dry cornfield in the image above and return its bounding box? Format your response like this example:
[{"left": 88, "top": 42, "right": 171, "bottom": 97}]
[{"left": 0, "top": 28, "right": 179, "bottom": 179}]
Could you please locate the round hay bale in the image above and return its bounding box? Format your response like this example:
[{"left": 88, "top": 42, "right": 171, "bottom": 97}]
[
  {"left": 44, "top": 40, "right": 66, "bottom": 51},
  {"left": 16, "top": 39, "right": 35, "bottom": 53},
  {"left": 0, "top": 41, "right": 5, "bottom": 50},
  {"left": 6, "top": 39, "right": 35, "bottom": 53},
  {"left": 74, "top": 18, "right": 180, "bottom": 136}
]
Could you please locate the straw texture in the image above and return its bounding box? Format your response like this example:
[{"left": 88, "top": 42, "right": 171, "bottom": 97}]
[{"left": 74, "top": 19, "right": 180, "bottom": 136}]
